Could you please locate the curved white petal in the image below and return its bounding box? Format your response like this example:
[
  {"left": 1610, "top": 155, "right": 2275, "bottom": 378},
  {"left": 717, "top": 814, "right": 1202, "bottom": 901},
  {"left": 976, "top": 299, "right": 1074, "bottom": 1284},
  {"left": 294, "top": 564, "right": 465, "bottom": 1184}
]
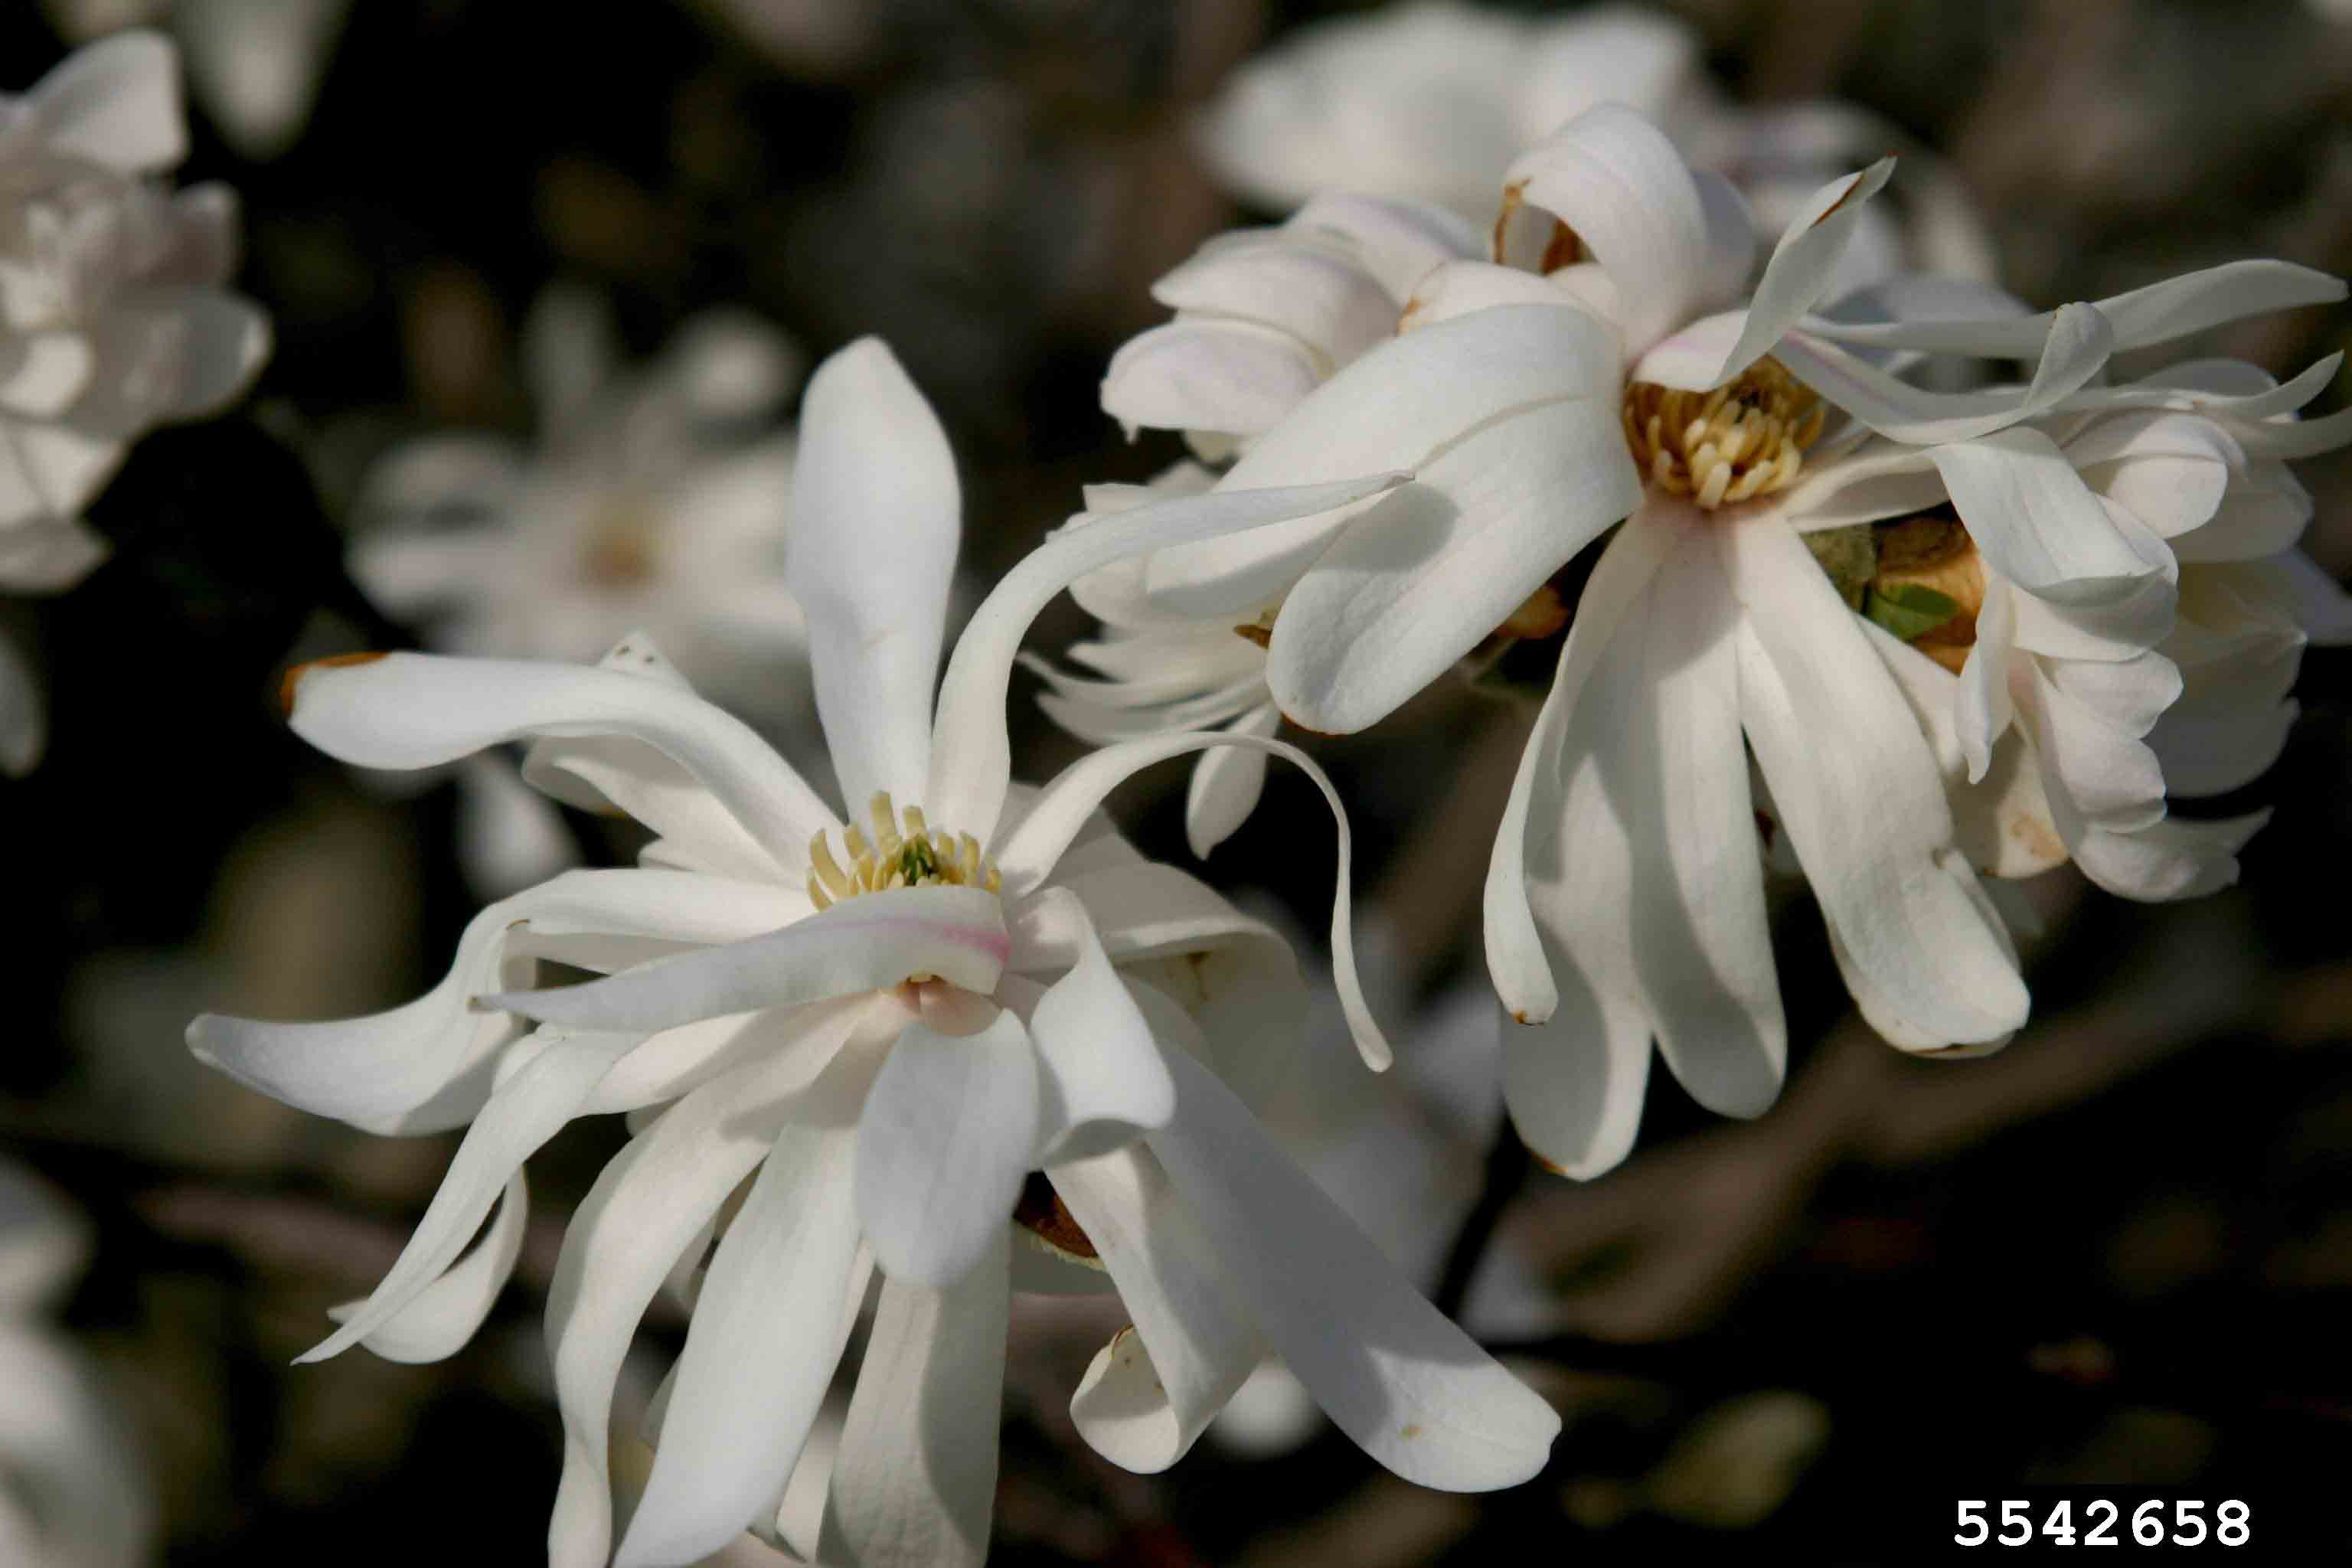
[
  {"left": 1052, "top": 1145, "right": 1263, "bottom": 1473},
  {"left": 302, "top": 1031, "right": 636, "bottom": 1363},
  {"left": 1397, "top": 259, "right": 1573, "bottom": 333},
  {"left": 1504, "top": 968, "right": 1651, "bottom": 1181},
  {"left": 1708, "top": 158, "right": 1896, "bottom": 389},
  {"left": 189, "top": 868, "right": 799, "bottom": 1134},
  {"left": 1954, "top": 576, "right": 2016, "bottom": 784},
  {"left": 1142, "top": 302, "right": 1622, "bottom": 616},
  {"left": 855, "top": 1008, "right": 1040, "bottom": 1288},
  {"left": 1500, "top": 103, "right": 1708, "bottom": 353},
  {"left": 1723, "top": 518, "right": 2027, "bottom": 1048},
  {"left": 1185, "top": 701, "right": 1280, "bottom": 857},
  {"left": 791, "top": 338, "right": 959, "bottom": 808},
  {"left": 1484, "top": 508, "right": 1677, "bottom": 1025},
  {"left": 1019, "top": 890, "right": 1175, "bottom": 1162},
  {"left": 991, "top": 731, "right": 1390, "bottom": 1070},
  {"left": 1766, "top": 302, "right": 2112, "bottom": 446},
  {"left": 1800, "top": 260, "right": 2345, "bottom": 357},
  {"left": 613, "top": 1062, "right": 875, "bottom": 1568},
  {"left": 926, "top": 471, "right": 1406, "bottom": 841},
  {"left": 1101, "top": 318, "right": 1327, "bottom": 441},
  {"left": 1266, "top": 394, "right": 1639, "bottom": 733},
  {"left": 818, "top": 1231, "right": 1009, "bottom": 1568},
  {"left": 1153, "top": 234, "right": 1403, "bottom": 364},
  {"left": 328, "top": 1171, "right": 528, "bottom": 1365},
  {"left": 284, "top": 652, "right": 835, "bottom": 869},
  {"left": 545, "top": 1024, "right": 876, "bottom": 1568},
  {"left": 1929, "top": 427, "right": 2167, "bottom": 604},
  {"left": 488, "top": 884, "right": 1008, "bottom": 1034},
  {"left": 1145, "top": 1048, "right": 1559, "bottom": 1490}
]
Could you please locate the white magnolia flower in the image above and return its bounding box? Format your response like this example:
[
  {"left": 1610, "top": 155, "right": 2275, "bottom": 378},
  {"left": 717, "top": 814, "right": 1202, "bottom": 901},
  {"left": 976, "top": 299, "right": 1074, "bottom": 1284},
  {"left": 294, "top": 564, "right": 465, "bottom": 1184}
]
[
  {"left": 0, "top": 1161, "right": 153, "bottom": 1568},
  {"left": 191, "top": 339, "right": 1555, "bottom": 1566},
  {"left": 351, "top": 289, "right": 818, "bottom": 743},
  {"left": 1089, "top": 103, "right": 2350, "bottom": 1174},
  {"left": 1197, "top": 1, "right": 1994, "bottom": 293},
  {"left": 0, "top": 31, "right": 270, "bottom": 773}
]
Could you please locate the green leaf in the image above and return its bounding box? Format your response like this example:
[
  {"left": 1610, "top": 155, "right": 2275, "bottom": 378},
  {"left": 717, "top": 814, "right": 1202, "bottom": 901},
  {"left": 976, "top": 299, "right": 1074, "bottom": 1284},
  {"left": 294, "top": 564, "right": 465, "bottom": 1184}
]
[{"left": 1864, "top": 582, "right": 1963, "bottom": 641}]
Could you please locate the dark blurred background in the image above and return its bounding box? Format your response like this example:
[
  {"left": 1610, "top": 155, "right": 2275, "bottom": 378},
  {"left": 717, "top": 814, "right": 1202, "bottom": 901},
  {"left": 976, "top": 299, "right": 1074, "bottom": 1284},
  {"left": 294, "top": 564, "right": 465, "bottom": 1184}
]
[{"left": 6, "top": 0, "right": 2352, "bottom": 1561}]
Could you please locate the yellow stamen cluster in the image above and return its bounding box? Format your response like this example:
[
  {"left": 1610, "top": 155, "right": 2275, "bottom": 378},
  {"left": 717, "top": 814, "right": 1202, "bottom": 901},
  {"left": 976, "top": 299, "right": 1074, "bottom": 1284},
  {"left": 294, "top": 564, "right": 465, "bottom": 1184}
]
[
  {"left": 1622, "top": 357, "right": 1826, "bottom": 510},
  {"left": 807, "top": 791, "right": 1001, "bottom": 911}
]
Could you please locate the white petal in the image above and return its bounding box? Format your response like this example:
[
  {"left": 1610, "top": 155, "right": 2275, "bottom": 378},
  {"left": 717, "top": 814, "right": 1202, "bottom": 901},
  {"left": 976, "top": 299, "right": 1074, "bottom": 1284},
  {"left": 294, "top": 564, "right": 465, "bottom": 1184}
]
[
  {"left": 189, "top": 868, "right": 800, "bottom": 1134},
  {"left": 1483, "top": 507, "right": 1677, "bottom": 1025},
  {"left": 854, "top": 1008, "right": 1040, "bottom": 1288},
  {"left": 1609, "top": 534, "right": 1782, "bottom": 1117},
  {"left": 1284, "top": 191, "right": 1484, "bottom": 300},
  {"left": 1397, "top": 260, "right": 1573, "bottom": 333},
  {"left": 926, "top": 471, "right": 1406, "bottom": 842},
  {"left": 614, "top": 1068, "right": 874, "bottom": 1568},
  {"left": 1146, "top": 1048, "right": 1559, "bottom": 1489},
  {"left": 0, "top": 332, "right": 94, "bottom": 417},
  {"left": 1722, "top": 518, "right": 2027, "bottom": 1048},
  {"left": 991, "top": 731, "right": 1390, "bottom": 1070},
  {"left": 491, "top": 884, "right": 1004, "bottom": 1034},
  {"left": 1929, "top": 426, "right": 2169, "bottom": 604},
  {"left": 28, "top": 31, "right": 187, "bottom": 172},
  {"left": 1052, "top": 1145, "right": 1264, "bottom": 1472},
  {"left": 1101, "top": 318, "right": 1326, "bottom": 441},
  {"left": 1827, "top": 850, "right": 2018, "bottom": 1055},
  {"left": 1153, "top": 233, "right": 1403, "bottom": 364},
  {"left": 1799, "top": 259, "right": 2345, "bottom": 357},
  {"left": 791, "top": 338, "right": 959, "bottom": 808},
  {"left": 0, "top": 1163, "right": 88, "bottom": 1315},
  {"left": 1266, "top": 394, "right": 1639, "bottom": 733},
  {"left": 1708, "top": 158, "right": 1896, "bottom": 389},
  {"left": 1766, "top": 302, "right": 2112, "bottom": 445},
  {"left": 2177, "top": 459, "right": 2311, "bottom": 564},
  {"left": 2064, "top": 412, "right": 2235, "bottom": 540},
  {"left": 328, "top": 1171, "right": 528, "bottom": 1365},
  {"left": 1142, "top": 302, "right": 1621, "bottom": 616},
  {"left": 1019, "top": 890, "right": 1175, "bottom": 1162},
  {"left": 545, "top": 1030, "right": 875, "bottom": 1568},
  {"left": 1954, "top": 576, "right": 2015, "bottom": 783},
  {"left": 1504, "top": 969, "right": 1651, "bottom": 1181},
  {"left": 2070, "top": 811, "right": 2269, "bottom": 902},
  {"left": 301, "top": 1031, "right": 636, "bottom": 1363},
  {"left": 818, "top": 1233, "right": 1009, "bottom": 1568},
  {"left": 285, "top": 652, "right": 835, "bottom": 871},
  {"left": 1185, "top": 701, "right": 1280, "bottom": 857},
  {"left": 1500, "top": 103, "right": 1710, "bottom": 352}
]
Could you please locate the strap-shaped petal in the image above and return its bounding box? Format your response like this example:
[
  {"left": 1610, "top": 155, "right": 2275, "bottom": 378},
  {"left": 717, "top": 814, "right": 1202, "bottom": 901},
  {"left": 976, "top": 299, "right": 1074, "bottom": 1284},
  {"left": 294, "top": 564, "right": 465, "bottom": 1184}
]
[
  {"left": 1928, "top": 426, "right": 2171, "bottom": 606},
  {"left": 790, "top": 338, "right": 959, "bottom": 809},
  {"left": 991, "top": 731, "right": 1390, "bottom": 1070},
  {"left": 27, "top": 30, "right": 186, "bottom": 172},
  {"left": 283, "top": 651, "right": 835, "bottom": 868},
  {"left": 1140, "top": 302, "right": 1620, "bottom": 617},
  {"left": 1018, "top": 889, "right": 1176, "bottom": 1162},
  {"left": 854, "top": 1008, "right": 1041, "bottom": 1288},
  {"left": 1145, "top": 1047, "right": 1560, "bottom": 1490},
  {"left": 817, "top": 1233, "right": 1010, "bottom": 1568},
  {"left": 487, "top": 884, "right": 1009, "bottom": 1034},
  {"left": 325, "top": 1171, "right": 528, "bottom": 1365},
  {"left": 926, "top": 470, "right": 1406, "bottom": 841},
  {"left": 1762, "top": 302, "right": 2113, "bottom": 446},
  {"left": 1500, "top": 103, "right": 1710, "bottom": 354}
]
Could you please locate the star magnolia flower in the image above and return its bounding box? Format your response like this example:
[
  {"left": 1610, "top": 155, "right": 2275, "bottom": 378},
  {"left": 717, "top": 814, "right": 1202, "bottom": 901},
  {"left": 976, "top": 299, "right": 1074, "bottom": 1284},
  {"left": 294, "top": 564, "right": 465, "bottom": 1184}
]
[
  {"left": 1197, "top": 1, "right": 1993, "bottom": 293},
  {"left": 190, "top": 339, "right": 1554, "bottom": 1566},
  {"left": 351, "top": 289, "right": 818, "bottom": 743},
  {"left": 0, "top": 1161, "right": 153, "bottom": 1568},
  {"left": 1090, "top": 103, "right": 2350, "bottom": 1174},
  {"left": 0, "top": 31, "right": 270, "bottom": 773}
]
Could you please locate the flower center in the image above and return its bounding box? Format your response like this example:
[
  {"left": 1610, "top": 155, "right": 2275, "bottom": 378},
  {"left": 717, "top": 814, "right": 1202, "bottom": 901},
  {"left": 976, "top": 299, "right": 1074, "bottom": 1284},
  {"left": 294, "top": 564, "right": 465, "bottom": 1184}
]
[
  {"left": 805, "top": 791, "right": 1001, "bottom": 910},
  {"left": 1867, "top": 509, "right": 1986, "bottom": 672},
  {"left": 1622, "top": 358, "right": 1825, "bottom": 510}
]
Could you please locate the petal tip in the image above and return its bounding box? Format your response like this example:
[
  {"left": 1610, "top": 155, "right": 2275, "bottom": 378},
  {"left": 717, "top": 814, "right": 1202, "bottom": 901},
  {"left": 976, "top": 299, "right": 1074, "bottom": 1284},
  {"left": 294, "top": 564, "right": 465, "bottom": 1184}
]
[{"left": 278, "top": 651, "right": 388, "bottom": 719}]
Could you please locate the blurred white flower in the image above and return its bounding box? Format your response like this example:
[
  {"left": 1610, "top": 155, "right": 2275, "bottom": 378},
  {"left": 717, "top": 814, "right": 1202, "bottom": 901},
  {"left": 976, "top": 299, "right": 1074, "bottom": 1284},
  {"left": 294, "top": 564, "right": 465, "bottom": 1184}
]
[
  {"left": 41, "top": 0, "right": 351, "bottom": 161},
  {"left": 0, "top": 31, "right": 270, "bottom": 772},
  {"left": 0, "top": 1161, "right": 153, "bottom": 1568},
  {"left": 192, "top": 339, "right": 1554, "bottom": 1566},
  {"left": 351, "top": 289, "right": 818, "bottom": 745},
  {"left": 1086, "top": 102, "right": 2352, "bottom": 1175},
  {"left": 1197, "top": 1, "right": 1994, "bottom": 294}
]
